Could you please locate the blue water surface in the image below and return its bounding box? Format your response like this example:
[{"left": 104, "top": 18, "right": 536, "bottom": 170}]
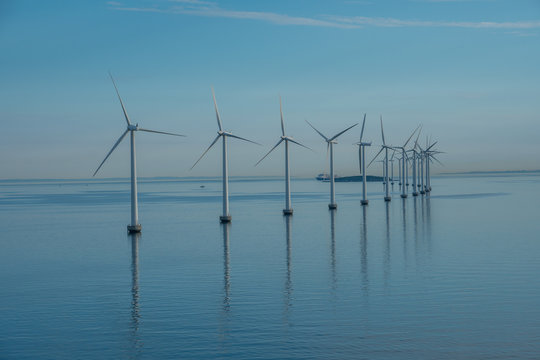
[{"left": 1, "top": 174, "right": 540, "bottom": 359}]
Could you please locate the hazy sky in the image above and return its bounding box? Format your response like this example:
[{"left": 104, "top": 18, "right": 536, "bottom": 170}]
[{"left": 1, "top": 0, "right": 539, "bottom": 179}]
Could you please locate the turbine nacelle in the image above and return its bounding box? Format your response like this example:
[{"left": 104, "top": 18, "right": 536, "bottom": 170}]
[{"left": 128, "top": 124, "right": 138, "bottom": 131}]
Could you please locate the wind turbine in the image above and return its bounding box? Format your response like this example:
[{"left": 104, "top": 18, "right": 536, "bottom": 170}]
[
  {"left": 255, "top": 96, "right": 311, "bottom": 215},
  {"left": 354, "top": 114, "right": 371, "bottom": 205},
  {"left": 394, "top": 126, "right": 420, "bottom": 199},
  {"left": 407, "top": 127, "right": 422, "bottom": 196},
  {"left": 424, "top": 140, "right": 442, "bottom": 193},
  {"left": 191, "top": 88, "right": 260, "bottom": 223},
  {"left": 93, "top": 74, "right": 185, "bottom": 233},
  {"left": 417, "top": 139, "right": 438, "bottom": 193},
  {"left": 306, "top": 120, "right": 358, "bottom": 209},
  {"left": 367, "top": 116, "right": 393, "bottom": 202}
]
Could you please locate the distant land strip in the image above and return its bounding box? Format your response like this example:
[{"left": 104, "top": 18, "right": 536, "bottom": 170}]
[{"left": 441, "top": 170, "right": 540, "bottom": 175}]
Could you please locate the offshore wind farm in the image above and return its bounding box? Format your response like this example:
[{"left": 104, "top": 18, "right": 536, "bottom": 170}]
[{"left": 1, "top": 1, "right": 540, "bottom": 359}]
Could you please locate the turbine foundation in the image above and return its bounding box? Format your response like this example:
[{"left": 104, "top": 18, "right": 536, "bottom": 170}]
[
  {"left": 400, "top": 194, "right": 408, "bottom": 199},
  {"left": 420, "top": 190, "right": 425, "bottom": 195},
  {"left": 412, "top": 192, "right": 419, "bottom": 196},
  {"left": 328, "top": 203, "right": 337, "bottom": 210},
  {"left": 361, "top": 200, "right": 369, "bottom": 206},
  {"left": 127, "top": 224, "right": 142, "bottom": 233},
  {"left": 220, "top": 215, "right": 232, "bottom": 223},
  {"left": 384, "top": 196, "right": 391, "bottom": 202},
  {"left": 283, "top": 208, "right": 293, "bottom": 216}
]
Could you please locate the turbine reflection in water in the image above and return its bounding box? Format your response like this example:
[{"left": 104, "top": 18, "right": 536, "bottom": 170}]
[
  {"left": 129, "top": 232, "right": 142, "bottom": 358},
  {"left": 414, "top": 196, "right": 420, "bottom": 265},
  {"left": 384, "top": 201, "right": 391, "bottom": 288},
  {"left": 360, "top": 206, "right": 369, "bottom": 296},
  {"left": 330, "top": 209, "right": 337, "bottom": 294},
  {"left": 283, "top": 215, "right": 293, "bottom": 321},
  {"left": 219, "top": 223, "right": 232, "bottom": 344},
  {"left": 222, "top": 223, "right": 231, "bottom": 312},
  {"left": 402, "top": 198, "right": 408, "bottom": 267}
]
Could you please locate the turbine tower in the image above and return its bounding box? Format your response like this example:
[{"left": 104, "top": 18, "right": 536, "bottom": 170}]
[
  {"left": 410, "top": 128, "right": 422, "bottom": 196},
  {"left": 424, "top": 140, "right": 442, "bottom": 193},
  {"left": 255, "top": 96, "right": 311, "bottom": 215},
  {"left": 418, "top": 139, "right": 438, "bottom": 193},
  {"left": 354, "top": 114, "right": 371, "bottom": 206},
  {"left": 306, "top": 120, "right": 358, "bottom": 209},
  {"left": 394, "top": 126, "right": 420, "bottom": 199},
  {"left": 389, "top": 150, "right": 396, "bottom": 185},
  {"left": 191, "top": 88, "right": 260, "bottom": 223},
  {"left": 367, "top": 116, "right": 393, "bottom": 202},
  {"left": 93, "top": 73, "right": 185, "bottom": 233}
]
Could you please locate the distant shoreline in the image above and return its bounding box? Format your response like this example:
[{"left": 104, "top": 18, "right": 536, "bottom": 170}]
[
  {"left": 441, "top": 170, "right": 540, "bottom": 175},
  {"left": 2, "top": 170, "right": 540, "bottom": 182}
]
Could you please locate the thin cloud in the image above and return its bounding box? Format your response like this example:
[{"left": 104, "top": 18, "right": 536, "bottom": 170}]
[
  {"left": 169, "top": 0, "right": 215, "bottom": 5},
  {"left": 331, "top": 16, "right": 540, "bottom": 29},
  {"left": 110, "top": 3, "right": 358, "bottom": 28},
  {"left": 172, "top": 6, "right": 359, "bottom": 28},
  {"left": 108, "top": 1, "right": 540, "bottom": 31},
  {"left": 415, "top": 0, "right": 494, "bottom": 2}
]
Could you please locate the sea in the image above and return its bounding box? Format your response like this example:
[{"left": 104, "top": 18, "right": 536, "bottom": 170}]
[{"left": 1, "top": 173, "right": 540, "bottom": 359}]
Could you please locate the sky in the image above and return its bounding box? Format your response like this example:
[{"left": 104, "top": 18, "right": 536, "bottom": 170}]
[{"left": 1, "top": 0, "right": 539, "bottom": 179}]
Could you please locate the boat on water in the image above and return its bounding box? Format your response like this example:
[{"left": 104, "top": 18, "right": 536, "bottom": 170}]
[{"left": 316, "top": 173, "right": 383, "bottom": 182}]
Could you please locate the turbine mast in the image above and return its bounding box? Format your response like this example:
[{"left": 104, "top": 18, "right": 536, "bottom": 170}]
[
  {"left": 221, "top": 134, "right": 231, "bottom": 223},
  {"left": 128, "top": 130, "right": 141, "bottom": 232}
]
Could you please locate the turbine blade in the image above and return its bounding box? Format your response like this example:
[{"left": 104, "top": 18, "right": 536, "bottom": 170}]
[
  {"left": 413, "top": 125, "right": 423, "bottom": 149},
  {"left": 329, "top": 123, "right": 358, "bottom": 142},
  {"left": 255, "top": 139, "right": 283, "bottom": 166},
  {"left": 380, "top": 115, "right": 386, "bottom": 146},
  {"left": 138, "top": 128, "right": 186, "bottom": 137},
  {"left": 431, "top": 154, "right": 444, "bottom": 166},
  {"left": 109, "top": 72, "right": 131, "bottom": 126},
  {"left": 305, "top": 120, "right": 329, "bottom": 141},
  {"left": 211, "top": 87, "right": 223, "bottom": 131},
  {"left": 358, "top": 146, "right": 362, "bottom": 174},
  {"left": 403, "top": 150, "right": 409, "bottom": 161},
  {"left": 287, "top": 138, "right": 312, "bottom": 151},
  {"left": 326, "top": 142, "right": 330, "bottom": 161},
  {"left": 93, "top": 129, "right": 129, "bottom": 177},
  {"left": 359, "top": 113, "right": 366, "bottom": 143},
  {"left": 403, "top": 125, "right": 421, "bottom": 148},
  {"left": 190, "top": 134, "right": 221, "bottom": 170},
  {"left": 426, "top": 141, "right": 438, "bottom": 151},
  {"left": 226, "top": 133, "right": 261, "bottom": 145},
  {"left": 367, "top": 147, "right": 384, "bottom": 168},
  {"left": 279, "top": 96, "right": 285, "bottom": 136}
]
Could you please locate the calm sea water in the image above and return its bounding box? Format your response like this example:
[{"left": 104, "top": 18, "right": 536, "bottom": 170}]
[{"left": 1, "top": 174, "right": 540, "bottom": 359}]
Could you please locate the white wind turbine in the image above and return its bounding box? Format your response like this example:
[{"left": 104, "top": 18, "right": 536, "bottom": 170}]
[
  {"left": 354, "top": 114, "right": 371, "bottom": 205},
  {"left": 394, "top": 126, "right": 420, "bottom": 199},
  {"left": 255, "top": 96, "right": 311, "bottom": 215},
  {"left": 306, "top": 120, "right": 358, "bottom": 209},
  {"left": 367, "top": 116, "right": 393, "bottom": 202},
  {"left": 424, "top": 140, "right": 443, "bottom": 193},
  {"left": 417, "top": 139, "right": 438, "bottom": 194},
  {"left": 93, "top": 73, "right": 185, "bottom": 233},
  {"left": 409, "top": 128, "right": 422, "bottom": 196},
  {"left": 191, "top": 88, "right": 260, "bottom": 223}
]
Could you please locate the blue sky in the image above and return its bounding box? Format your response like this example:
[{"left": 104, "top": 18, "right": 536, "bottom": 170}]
[{"left": 1, "top": 0, "right": 539, "bottom": 178}]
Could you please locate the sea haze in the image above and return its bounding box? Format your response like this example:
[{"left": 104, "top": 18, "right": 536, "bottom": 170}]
[{"left": 1, "top": 174, "right": 540, "bottom": 359}]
